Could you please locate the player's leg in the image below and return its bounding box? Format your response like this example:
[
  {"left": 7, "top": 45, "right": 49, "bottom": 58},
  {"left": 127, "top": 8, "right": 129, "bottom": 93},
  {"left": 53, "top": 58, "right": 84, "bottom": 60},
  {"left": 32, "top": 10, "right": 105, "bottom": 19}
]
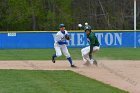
[
  {"left": 93, "top": 46, "right": 100, "bottom": 53},
  {"left": 91, "top": 46, "right": 100, "bottom": 65},
  {"left": 81, "top": 47, "right": 89, "bottom": 62},
  {"left": 61, "top": 45, "right": 76, "bottom": 67},
  {"left": 81, "top": 46, "right": 93, "bottom": 64},
  {"left": 52, "top": 44, "right": 62, "bottom": 63},
  {"left": 81, "top": 46, "right": 100, "bottom": 65}
]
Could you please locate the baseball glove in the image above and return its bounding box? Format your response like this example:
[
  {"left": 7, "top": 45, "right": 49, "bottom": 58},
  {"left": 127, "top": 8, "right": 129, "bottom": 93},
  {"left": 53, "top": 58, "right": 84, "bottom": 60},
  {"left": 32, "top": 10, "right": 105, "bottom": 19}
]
[{"left": 65, "top": 34, "right": 70, "bottom": 40}]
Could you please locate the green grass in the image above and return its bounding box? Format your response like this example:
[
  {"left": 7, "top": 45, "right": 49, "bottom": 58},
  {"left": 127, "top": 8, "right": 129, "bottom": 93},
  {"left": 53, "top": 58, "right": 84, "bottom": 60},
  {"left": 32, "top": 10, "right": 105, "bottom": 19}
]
[
  {"left": 0, "top": 48, "right": 140, "bottom": 60},
  {"left": 0, "top": 70, "right": 128, "bottom": 93},
  {"left": 95, "top": 48, "right": 140, "bottom": 60}
]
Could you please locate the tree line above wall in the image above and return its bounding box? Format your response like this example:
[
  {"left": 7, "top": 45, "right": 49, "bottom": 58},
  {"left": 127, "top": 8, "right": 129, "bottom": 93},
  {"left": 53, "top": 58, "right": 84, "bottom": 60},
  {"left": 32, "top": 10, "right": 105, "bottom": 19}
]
[{"left": 0, "top": 0, "right": 140, "bottom": 31}]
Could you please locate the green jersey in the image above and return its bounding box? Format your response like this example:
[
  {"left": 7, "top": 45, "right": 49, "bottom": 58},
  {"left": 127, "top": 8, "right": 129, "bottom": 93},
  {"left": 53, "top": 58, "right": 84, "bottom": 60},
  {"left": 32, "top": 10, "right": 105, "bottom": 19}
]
[{"left": 87, "top": 32, "right": 100, "bottom": 47}]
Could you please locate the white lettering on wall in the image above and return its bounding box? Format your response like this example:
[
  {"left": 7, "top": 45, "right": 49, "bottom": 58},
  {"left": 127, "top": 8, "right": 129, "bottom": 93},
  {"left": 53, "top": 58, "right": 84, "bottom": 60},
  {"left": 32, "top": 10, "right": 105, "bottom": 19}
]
[
  {"left": 70, "top": 33, "right": 75, "bottom": 46},
  {"left": 52, "top": 32, "right": 123, "bottom": 47},
  {"left": 8, "top": 33, "right": 16, "bottom": 36},
  {"left": 77, "top": 33, "right": 85, "bottom": 46},
  {"left": 95, "top": 33, "right": 122, "bottom": 46},
  {"left": 105, "top": 33, "right": 113, "bottom": 45},
  {"left": 114, "top": 33, "right": 122, "bottom": 45}
]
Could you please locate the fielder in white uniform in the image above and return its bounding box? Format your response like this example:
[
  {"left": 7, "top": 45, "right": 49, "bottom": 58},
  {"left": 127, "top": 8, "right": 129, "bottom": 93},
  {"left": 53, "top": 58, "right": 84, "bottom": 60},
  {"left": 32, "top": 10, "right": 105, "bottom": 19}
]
[
  {"left": 52, "top": 24, "right": 77, "bottom": 68},
  {"left": 81, "top": 25, "right": 100, "bottom": 65}
]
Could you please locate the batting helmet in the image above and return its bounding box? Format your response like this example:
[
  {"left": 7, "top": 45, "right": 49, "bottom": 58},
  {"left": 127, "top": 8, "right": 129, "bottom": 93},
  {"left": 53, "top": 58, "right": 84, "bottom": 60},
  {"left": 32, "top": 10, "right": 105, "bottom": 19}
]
[
  {"left": 59, "top": 24, "right": 65, "bottom": 28},
  {"left": 84, "top": 25, "right": 92, "bottom": 32}
]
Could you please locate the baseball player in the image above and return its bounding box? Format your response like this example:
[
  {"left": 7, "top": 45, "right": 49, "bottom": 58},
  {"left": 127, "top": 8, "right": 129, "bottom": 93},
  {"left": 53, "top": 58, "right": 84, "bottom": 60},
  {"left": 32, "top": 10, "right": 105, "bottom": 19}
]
[
  {"left": 52, "top": 24, "right": 77, "bottom": 68},
  {"left": 81, "top": 25, "right": 100, "bottom": 65}
]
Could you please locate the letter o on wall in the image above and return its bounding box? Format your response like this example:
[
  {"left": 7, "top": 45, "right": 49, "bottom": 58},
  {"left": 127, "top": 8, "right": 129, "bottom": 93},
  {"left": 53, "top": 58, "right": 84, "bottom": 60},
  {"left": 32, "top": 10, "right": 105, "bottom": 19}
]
[{"left": 105, "top": 33, "right": 113, "bottom": 45}]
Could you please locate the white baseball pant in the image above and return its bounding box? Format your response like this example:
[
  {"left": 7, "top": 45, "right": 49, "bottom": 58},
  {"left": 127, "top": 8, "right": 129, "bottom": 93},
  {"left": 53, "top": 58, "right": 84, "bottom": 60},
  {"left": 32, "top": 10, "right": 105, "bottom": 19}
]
[
  {"left": 81, "top": 46, "right": 100, "bottom": 64},
  {"left": 54, "top": 44, "right": 70, "bottom": 58}
]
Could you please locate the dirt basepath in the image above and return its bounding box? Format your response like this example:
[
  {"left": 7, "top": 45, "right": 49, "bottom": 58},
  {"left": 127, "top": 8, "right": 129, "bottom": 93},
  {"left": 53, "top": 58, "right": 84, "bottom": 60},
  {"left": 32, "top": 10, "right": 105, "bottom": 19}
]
[{"left": 0, "top": 60, "right": 140, "bottom": 93}]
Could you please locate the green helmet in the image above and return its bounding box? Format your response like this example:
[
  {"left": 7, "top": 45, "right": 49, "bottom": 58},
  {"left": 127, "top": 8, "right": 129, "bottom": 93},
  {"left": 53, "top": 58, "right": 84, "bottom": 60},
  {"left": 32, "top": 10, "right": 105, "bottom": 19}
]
[{"left": 84, "top": 25, "right": 92, "bottom": 32}]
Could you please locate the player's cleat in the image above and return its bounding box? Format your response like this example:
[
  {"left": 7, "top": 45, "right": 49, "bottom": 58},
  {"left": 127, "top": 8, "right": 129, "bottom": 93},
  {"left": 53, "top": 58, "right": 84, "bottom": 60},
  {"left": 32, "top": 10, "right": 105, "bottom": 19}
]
[
  {"left": 93, "top": 60, "right": 98, "bottom": 66},
  {"left": 71, "top": 65, "right": 77, "bottom": 68},
  {"left": 52, "top": 56, "right": 55, "bottom": 63}
]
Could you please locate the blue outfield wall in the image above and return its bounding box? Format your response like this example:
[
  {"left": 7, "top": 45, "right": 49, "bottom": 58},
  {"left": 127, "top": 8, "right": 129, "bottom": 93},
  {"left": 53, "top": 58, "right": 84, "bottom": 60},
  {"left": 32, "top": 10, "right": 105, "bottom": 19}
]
[{"left": 0, "top": 31, "right": 140, "bottom": 49}]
